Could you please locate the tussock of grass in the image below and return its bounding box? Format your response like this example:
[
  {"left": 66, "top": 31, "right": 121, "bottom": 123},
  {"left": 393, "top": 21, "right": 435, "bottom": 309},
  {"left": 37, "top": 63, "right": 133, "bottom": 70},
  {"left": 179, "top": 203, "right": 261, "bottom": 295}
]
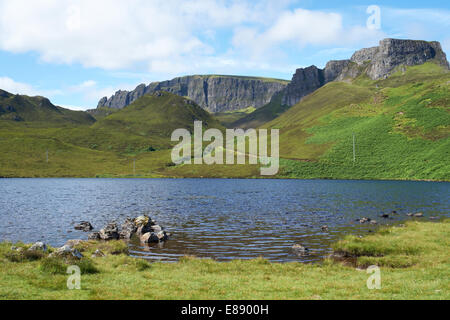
[{"left": 0, "top": 220, "right": 448, "bottom": 300}]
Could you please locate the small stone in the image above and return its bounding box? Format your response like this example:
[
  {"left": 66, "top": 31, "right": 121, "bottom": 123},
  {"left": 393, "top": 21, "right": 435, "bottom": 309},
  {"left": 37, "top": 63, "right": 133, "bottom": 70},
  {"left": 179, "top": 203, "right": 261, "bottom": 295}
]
[
  {"left": 370, "top": 220, "right": 378, "bottom": 225},
  {"left": 91, "top": 249, "right": 106, "bottom": 258},
  {"left": 292, "top": 244, "right": 309, "bottom": 256},
  {"left": 381, "top": 213, "right": 389, "bottom": 219},
  {"left": 414, "top": 212, "right": 424, "bottom": 218}
]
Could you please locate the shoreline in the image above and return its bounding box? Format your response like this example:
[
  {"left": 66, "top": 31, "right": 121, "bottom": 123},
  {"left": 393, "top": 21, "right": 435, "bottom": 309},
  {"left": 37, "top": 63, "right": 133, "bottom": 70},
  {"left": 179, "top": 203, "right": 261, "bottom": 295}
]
[
  {"left": 1, "top": 219, "right": 448, "bottom": 300},
  {"left": 1, "top": 176, "right": 449, "bottom": 183}
]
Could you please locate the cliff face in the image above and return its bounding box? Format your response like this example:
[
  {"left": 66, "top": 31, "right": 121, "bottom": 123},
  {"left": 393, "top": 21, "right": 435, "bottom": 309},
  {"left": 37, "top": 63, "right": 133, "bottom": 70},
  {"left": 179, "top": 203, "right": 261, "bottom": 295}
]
[
  {"left": 280, "top": 38, "right": 449, "bottom": 106},
  {"left": 98, "top": 76, "right": 288, "bottom": 113},
  {"left": 98, "top": 39, "right": 449, "bottom": 111}
]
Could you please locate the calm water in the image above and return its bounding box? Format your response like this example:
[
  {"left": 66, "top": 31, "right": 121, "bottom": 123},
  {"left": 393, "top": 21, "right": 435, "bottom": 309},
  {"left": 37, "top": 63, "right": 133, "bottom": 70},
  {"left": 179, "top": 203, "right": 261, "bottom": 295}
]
[{"left": 0, "top": 178, "right": 448, "bottom": 262}]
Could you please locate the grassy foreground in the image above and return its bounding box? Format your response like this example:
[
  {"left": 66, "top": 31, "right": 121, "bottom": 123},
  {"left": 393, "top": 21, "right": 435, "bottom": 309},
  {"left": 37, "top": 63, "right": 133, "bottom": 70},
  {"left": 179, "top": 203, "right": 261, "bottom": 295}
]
[{"left": 0, "top": 220, "right": 448, "bottom": 300}]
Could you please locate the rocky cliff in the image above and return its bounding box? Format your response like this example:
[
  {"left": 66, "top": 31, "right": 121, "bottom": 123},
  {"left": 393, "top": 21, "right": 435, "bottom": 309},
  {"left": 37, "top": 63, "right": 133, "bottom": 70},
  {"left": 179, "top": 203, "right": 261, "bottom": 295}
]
[
  {"left": 98, "top": 75, "right": 289, "bottom": 113},
  {"left": 98, "top": 39, "right": 449, "bottom": 111},
  {"left": 281, "top": 38, "right": 449, "bottom": 106}
]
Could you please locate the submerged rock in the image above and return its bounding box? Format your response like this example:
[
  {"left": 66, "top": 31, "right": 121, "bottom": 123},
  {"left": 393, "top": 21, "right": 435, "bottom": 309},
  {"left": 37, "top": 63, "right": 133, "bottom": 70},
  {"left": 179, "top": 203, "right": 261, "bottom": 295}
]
[
  {"left": 74, "top": 221, "right": 94, "bottom": 232},
  {"left": 292, "top": 244, "right": 309, "bottom": 256}
]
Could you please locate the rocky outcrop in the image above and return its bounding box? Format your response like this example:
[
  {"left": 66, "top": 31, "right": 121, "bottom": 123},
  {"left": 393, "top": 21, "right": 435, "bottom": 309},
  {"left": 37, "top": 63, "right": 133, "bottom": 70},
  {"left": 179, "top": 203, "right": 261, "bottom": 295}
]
[
  {"left": 98, "top": 76, "right": 289, "bottom": 113},
  {"left": 350, "top": 38, "right": 449, "bottom": 79},
  {"left": 280, "top": 38, "right": 449, "bottom": 106},
  {"left": 97, "top": 39, "right": 449, "bottom": 111},
  {"left": 281, "top": 66, "right": 325, "bottom": 106},
  {"left": 88, "top": 216, "right": 170, "bottom": 244}
]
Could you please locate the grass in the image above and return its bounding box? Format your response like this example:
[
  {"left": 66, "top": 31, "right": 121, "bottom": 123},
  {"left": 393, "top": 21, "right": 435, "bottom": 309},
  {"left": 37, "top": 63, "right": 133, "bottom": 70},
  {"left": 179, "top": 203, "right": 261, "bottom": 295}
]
[
  {"left": 0, "top": 62, "right": 449, "bottom": 181},
  {"left": 0, "top": 220, "right": 448, "bottom": 300}
]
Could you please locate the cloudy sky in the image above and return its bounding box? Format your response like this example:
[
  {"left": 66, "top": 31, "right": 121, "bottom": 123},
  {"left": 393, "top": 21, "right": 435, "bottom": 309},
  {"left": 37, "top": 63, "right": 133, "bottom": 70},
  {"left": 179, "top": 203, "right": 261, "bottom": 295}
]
[{"left": 0, "top": 0, "right": 449, "bottom": 110}]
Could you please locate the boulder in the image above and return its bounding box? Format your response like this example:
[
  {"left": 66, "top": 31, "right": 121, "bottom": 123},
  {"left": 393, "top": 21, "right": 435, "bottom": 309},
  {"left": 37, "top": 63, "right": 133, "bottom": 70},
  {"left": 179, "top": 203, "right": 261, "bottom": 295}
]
[
  {"left": 74, "top": 221, "right": 94, "bottom": 232},
  {"left": 88, "top": 232, "right": 101, "bottom": 240},
  {"left": 120, "top": 218, "right": 137, "bottom": 240},
  {"left": 28, "top": 242, "right": 47, "bottom": 252},
  {"left": 50, "top": 245, "right": 83, "bottom": 259},
  {"left": 99, "top": 222, "right": 120, "bottom": 240},
  {"left": 140, "top": 231, "right": 169, "bottom": 244}
]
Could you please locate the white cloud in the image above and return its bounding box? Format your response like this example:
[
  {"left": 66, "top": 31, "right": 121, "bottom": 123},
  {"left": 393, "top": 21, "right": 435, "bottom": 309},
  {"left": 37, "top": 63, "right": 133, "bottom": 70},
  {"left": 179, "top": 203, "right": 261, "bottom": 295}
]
[
  {"left": 0, "top": 77, "right": 39, "bottom": 96},
  {"left": 0, "top": 76, "right": 62, "bottom": 97},
  {"left": 0, "top": 0, "right": 285, "bottom": 71},
  {"left": 232, "top": 8, "right": 385, "bottom": 57}
]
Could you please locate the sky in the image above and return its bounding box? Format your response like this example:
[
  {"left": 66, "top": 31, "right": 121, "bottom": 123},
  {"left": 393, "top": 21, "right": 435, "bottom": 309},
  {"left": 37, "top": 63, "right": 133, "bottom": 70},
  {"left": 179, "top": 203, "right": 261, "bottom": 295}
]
[{"left": 0, "top": 0, "right": 449, "bottom": 110}]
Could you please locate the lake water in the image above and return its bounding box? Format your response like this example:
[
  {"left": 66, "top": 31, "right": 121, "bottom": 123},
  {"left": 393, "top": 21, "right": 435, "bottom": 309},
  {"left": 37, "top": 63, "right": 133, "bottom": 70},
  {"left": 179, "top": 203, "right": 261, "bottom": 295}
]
[{"left": 0, "top": 178, "right": 448, "bottom": 262}]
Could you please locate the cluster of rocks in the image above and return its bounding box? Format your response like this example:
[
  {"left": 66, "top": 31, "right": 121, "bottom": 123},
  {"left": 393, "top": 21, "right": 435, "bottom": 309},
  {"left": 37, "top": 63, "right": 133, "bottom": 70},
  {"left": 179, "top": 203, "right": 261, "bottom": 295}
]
[
  {"left": 87, "top": 215, "right": 170, "bottom": 244},
  {"left": 11, "top": 241, "right": 85, "bottom": 260}
]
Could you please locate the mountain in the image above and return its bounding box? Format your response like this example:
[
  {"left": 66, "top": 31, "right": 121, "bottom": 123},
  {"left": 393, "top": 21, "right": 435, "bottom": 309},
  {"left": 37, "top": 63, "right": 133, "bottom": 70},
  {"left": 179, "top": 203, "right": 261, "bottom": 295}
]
[
  {"left": 93, "top": 91, "right": 223, "bottom": 142},
  {"left": 0, "top": 89, "right": 95, "bottom": 126},
  {"left": 97, "top": 75, "right": 289, "bottom": 113},
  {"left": 263, "top": 61, "right": 450, "bottom": 181},
  {"left": 231, "top": 38, "right": 449, "bottom": 129}
]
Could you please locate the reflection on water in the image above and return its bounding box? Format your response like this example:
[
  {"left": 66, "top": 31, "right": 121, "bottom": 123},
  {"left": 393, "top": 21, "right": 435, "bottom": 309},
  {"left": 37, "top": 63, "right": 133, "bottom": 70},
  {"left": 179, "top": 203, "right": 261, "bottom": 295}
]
[{"left": 0, "top": 178, "right": 448, "bottom": 262}]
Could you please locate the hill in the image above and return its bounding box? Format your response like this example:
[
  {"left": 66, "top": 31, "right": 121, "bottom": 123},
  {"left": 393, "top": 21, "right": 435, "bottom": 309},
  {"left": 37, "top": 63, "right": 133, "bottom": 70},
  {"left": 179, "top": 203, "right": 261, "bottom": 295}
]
[
  {"left": 263, "top": 62, "right": 450, "bottom": 181},
  {"left": 0, "top": 89, "right": 95, "bottom": 126}
]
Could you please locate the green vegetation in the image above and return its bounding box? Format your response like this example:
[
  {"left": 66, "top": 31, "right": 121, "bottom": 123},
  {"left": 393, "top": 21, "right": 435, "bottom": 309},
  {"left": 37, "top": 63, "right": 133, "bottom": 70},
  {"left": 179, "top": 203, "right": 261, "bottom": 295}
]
[
  {"left": 232, "top": 91, "right": 291, "bottom": 129},
  {"left": 0, "top": 220, "right": 448, "bottom": 300},
  {"left": 0, "top": 62, "right": 448, "bottom": 180},
  {"left": 214, "top": 106, "right": 256, "bottom": 128},
  {"left": 267, "top": 62, "right": 450, "bottom": 181}
]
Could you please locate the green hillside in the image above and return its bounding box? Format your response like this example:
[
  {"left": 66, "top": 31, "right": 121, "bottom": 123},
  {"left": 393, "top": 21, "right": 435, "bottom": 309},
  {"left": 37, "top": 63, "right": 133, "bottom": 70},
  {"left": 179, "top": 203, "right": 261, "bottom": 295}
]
[
  {"left": 231, "top": 91, "right": 290, "bottom": 129},
  {"left": 0, "top": 62, "right": 449, "bottom": 180},
  {"left": 264, "top": 62, "right": 450, "bottom": 181},
  {"left": 0, "top": 90, "right": 95, "bottom": 126}
]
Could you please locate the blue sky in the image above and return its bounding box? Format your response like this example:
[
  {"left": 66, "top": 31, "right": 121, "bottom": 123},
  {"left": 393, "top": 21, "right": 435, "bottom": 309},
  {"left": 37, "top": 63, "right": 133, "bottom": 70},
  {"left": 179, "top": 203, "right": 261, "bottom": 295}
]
[{"left": 0, "top": 0, "right": 449, "bottom": 110}]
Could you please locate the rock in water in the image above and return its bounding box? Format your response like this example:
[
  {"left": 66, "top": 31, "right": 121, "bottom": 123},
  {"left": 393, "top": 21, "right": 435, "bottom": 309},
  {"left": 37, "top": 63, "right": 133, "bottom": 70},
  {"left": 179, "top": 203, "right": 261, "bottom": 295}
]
[
  {"left": 414, "top": 213, "right": 424, "bottom": 218},
  {"left": 88, "top": 232, "right": 101, "bottom": 240},
  {"left": 74, "top": 221, "right": 94, "bottom": 232},
  {"left": 292, "top": 244, "right": 309, "bottom": 256},
  {"left": 120, "top": 218, "right": 137, "bottom": 240},
  {"left": 99, "top": 222, "right": 120, "bottom": 240}
]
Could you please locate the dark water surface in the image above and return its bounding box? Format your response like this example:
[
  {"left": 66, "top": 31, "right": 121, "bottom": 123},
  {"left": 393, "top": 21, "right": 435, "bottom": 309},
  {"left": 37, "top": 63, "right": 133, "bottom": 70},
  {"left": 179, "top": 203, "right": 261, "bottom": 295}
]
[{"left": 0, "top": 178, "right": 448, "bottom": 262}]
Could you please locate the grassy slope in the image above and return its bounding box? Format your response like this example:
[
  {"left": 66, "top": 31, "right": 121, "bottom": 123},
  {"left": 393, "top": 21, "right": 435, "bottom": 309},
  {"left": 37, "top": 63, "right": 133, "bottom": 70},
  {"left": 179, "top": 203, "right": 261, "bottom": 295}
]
[
  {"left": 231, "top": 91, "right": 291, "bottom": 129},
  {"left": 265, "top": 62, "right": 450, "bottom": 181},
  {"left": 0, "top": 220, "right": 448, "bottom": 300},
  {"left": 0, "top": 63, "right": 449, "bottom": 180},
  {"left": 0, "top": 92, "right": 225, "bottom": 178}
]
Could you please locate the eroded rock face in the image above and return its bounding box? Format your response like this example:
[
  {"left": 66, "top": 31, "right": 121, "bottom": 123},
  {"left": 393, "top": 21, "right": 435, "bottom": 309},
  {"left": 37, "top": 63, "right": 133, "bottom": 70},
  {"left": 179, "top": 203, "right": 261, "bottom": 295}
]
[
  {"left": 97, "top": 76, "right": 288, "bottom": 113},
  {"left": 351, "top": 39, "right": 449, "bottom": 80},
  {"left": 276, "top": 39, "right": 449, "bottom": 106}
]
